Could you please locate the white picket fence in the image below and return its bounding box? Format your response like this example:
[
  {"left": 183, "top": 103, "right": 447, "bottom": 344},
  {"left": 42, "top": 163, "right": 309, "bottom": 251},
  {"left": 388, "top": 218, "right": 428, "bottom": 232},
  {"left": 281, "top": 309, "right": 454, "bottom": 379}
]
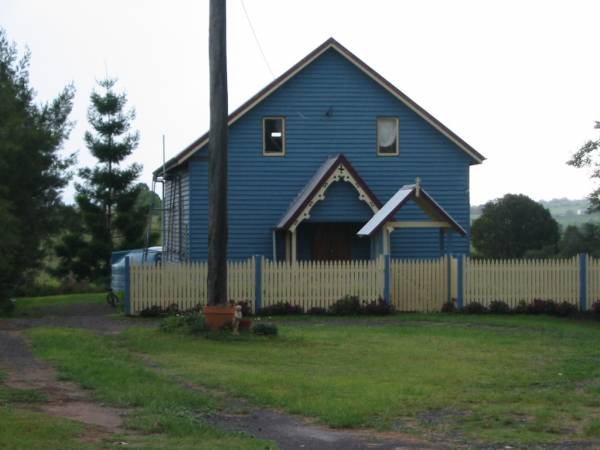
[
  {"left": 128, "top": 254, "right": 600, "bottom": 314},
  {"left": 391, "top": 257, "right": 448, "bottom": 312},
  {"left": 587, "top": 256, "right": 600, "bottom": 307},
  {"left": 130, "top": 259, "right": 255, "bottom": 315},
  {"left": 262, "top": 257, "right": 384, "bottom": 310},
  {"left": 463, "top": 257, "right": 581, "bottom": 307}
]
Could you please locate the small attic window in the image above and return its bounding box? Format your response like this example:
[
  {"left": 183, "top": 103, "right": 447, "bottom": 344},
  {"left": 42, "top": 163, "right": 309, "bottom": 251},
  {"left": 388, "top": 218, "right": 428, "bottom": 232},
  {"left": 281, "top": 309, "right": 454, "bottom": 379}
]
[
  {"left": 377, "top": 117, "right": 399, "bottom": 155},
  {"left": 263, "top": 117, "right": 285, "bottom": 155}
]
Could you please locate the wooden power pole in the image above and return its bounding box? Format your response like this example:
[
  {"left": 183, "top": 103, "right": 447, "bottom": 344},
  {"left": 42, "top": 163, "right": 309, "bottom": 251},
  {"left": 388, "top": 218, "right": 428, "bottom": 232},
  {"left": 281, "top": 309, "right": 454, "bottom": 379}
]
[{"left": 207, "top": 0, "right": 228, "bottom": 306}]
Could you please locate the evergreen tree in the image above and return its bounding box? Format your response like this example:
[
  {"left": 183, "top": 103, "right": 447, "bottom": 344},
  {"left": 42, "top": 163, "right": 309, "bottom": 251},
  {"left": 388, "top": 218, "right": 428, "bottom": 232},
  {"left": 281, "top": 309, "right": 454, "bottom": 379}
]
[
  {"left": 56, "top": 78, "right": 146, "bottom": 283},
  {"left": 0, "top": 28, "right": 75, "bottom": 312},
  {"left": 472, "top": 194, "right": 560, "bottom": 259}
]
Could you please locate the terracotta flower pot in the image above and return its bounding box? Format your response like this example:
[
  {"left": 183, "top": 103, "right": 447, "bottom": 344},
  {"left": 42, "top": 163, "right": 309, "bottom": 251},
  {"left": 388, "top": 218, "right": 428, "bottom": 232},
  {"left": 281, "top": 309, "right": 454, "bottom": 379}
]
[
  {"left": 239, "top": 318, "right": 252, "bottom": 332},
  {"left": 204, "top": 305, "right": 235, "bottom": 331}
]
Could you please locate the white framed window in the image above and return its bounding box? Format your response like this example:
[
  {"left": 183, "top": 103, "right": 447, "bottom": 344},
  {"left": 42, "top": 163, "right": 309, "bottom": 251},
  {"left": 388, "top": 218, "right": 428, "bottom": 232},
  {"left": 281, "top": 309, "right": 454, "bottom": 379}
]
[
  {"left": 377, "top": 117, "right": 399, "bottom": 156},
  {"left": 263, "top": 117, "right": 285, "bottom": 156}
]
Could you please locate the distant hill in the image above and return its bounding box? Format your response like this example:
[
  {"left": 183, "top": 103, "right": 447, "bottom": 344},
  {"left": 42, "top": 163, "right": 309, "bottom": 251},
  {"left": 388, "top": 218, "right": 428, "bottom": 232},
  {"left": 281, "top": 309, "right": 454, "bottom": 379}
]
[{"left": 470, "top": 198, "right": 600, "bottom": 228}]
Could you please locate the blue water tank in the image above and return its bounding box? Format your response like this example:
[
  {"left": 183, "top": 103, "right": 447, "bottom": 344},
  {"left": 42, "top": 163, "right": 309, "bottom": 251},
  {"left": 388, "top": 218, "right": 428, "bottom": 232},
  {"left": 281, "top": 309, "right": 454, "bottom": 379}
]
[{"left": 111, "top": 247, "right": 162, "bottom": 293}]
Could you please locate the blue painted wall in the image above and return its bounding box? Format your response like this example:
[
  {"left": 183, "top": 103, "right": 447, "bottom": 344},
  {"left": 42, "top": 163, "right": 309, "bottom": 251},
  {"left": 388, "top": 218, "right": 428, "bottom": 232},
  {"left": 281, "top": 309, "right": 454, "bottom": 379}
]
[
  {"left": 187, "top": 47, "right": 474, "bottom": 260},
  {"left": 306, "top": 181, "right": 374, "bottom": 223}
]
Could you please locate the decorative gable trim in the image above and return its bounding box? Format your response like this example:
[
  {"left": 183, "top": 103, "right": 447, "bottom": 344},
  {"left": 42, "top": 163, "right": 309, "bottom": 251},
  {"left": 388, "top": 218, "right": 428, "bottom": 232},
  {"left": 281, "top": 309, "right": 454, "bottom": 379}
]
[
  {"left": 277, "top": 154, "right": 381, "bottom": 232},
  {"left": 154, "top": 38, "right": 484, "bottom": 177}
]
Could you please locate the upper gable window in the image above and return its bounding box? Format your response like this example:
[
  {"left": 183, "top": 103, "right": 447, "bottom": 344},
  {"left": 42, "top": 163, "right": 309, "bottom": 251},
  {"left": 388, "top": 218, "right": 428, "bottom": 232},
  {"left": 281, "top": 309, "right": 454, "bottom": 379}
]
[
  {"left": 263, "top": 117, "right": 285, "bottom": 156},
  {"left": 377, "top": 117, "right": 399, "bottom": 156}
]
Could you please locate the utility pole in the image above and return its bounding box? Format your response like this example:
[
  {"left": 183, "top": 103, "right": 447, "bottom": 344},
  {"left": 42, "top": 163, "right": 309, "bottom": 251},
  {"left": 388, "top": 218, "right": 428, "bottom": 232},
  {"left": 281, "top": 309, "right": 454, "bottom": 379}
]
[{"left": 207, "top": 0, "right": 228, "bottom": 306}]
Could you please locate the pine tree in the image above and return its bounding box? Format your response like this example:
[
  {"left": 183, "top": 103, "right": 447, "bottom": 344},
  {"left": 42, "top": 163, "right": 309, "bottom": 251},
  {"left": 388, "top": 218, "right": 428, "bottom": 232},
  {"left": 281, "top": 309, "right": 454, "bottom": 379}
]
[{"left": 56, "top": 78, "right": 146, "bottom": 284}]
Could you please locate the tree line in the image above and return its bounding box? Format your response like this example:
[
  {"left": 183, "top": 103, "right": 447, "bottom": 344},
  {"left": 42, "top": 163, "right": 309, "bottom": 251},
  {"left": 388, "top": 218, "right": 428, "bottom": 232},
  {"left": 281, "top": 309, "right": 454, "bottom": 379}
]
[
  {"left": 472, "top": 194, "right": 600, "bottom": 259},
  {"left": 0, "top": 29, "right": 157, "bottom": 313},
  {"left": 473, "top": 117, "right": 600, "bottom": 259}
]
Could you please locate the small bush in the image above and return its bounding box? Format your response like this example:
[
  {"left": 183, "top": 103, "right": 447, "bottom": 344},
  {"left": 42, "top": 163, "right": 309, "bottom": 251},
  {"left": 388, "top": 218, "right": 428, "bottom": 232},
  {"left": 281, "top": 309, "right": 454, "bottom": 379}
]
[
  {"left": 591, "top": 301, "right": 600, "bottom": 316},
  {"left": 139, "top": 305, "right": 164, "bottom": 317},
  {"left": 307, "top": 306, "right": 328, "bottom": 315},
  {"left": 441, "top": 301, "right": 456, "bottom": 313},
  {"left": 555, "top": 301, "right": 578, "bottom": 317},
  {"left": 329, "top": 295, "right": 362, "bottom": 315},
  {"left": 259, "top": 301, "right": 303, "bottom": 316},
  {"left": 0, "top": 298, "right": 15, "bottom": 317},
  {"left": 527, "top": 299, "right": 557, "bottom": 315},
  {"left": 253, "top": 322, "right": 278, "bottom": 336},
  {"left": 139, "top": 303, "right": 179, "bottom": 317},
  {"left": 462, "top": 302, "right": 488, "bottom": 314},
  {"left": 489, "top": 300, "right": 511, "bottom": 314},
  {"left": 362, "top": 298, "right": 395, "bottom": 315},
  {"left": 159, "top": 311, "right": 206, "bottom": 334},
  {"left": 514, "top": 300, "right": 529, "bottom": 314}
]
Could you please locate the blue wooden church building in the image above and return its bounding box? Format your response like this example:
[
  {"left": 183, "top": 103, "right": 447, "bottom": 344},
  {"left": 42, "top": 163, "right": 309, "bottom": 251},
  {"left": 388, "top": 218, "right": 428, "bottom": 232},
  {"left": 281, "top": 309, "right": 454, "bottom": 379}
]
[{"left": 156, "top": 38, "right": 484, "bottom": 262}]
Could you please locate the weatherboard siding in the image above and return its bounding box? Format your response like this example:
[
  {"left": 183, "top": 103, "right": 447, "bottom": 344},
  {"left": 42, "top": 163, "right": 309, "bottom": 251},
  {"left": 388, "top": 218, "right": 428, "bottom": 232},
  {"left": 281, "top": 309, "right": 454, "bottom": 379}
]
[
  {"left": 188, "top": 48, "right": 472, "bottom": 260},
  {"left": 163, "top": 166, "right": 190, "bottom": 260}
]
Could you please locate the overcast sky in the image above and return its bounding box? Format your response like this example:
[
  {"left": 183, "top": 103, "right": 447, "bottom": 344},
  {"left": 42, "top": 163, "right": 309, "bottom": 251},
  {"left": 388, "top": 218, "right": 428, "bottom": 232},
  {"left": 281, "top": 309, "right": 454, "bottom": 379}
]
[{"left": 2, "top": 0, "right": 600, "bottom": 205}]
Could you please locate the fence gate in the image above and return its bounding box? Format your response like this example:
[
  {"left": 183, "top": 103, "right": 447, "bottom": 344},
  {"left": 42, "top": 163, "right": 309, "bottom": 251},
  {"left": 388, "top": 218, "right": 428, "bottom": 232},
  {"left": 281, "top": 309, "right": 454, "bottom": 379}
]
[{"left": 391, "top": 257, "right": 449, "bottom": 312}]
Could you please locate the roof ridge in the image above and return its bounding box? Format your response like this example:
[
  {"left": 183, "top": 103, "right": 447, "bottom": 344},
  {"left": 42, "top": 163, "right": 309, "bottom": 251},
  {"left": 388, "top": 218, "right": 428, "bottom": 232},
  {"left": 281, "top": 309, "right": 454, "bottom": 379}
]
[{"left": 155, "top": 38, "right": 484, "bottom": 176}]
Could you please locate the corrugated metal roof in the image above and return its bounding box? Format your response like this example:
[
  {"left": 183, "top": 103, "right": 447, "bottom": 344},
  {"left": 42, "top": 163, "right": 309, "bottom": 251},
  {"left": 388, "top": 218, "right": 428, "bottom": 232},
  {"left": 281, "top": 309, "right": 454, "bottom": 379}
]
[
  {"left": 357, "top": 186, "right": 414, "bottom": 236},
  {"left": 357, "top": 184, "right": 466, "bottom": 236}
]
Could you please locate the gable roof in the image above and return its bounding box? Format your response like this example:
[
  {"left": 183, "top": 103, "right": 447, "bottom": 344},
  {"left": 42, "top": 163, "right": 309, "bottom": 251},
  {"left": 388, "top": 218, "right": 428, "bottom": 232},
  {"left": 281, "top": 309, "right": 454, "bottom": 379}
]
[
  {"left": 357, "top": 183, "right": 466, "bottom": 237},
  {"left": 276, "top": 154, "right": 382, "bottom": 231},
  {"left": 154, "top": 38, "right": 484, "bottom": 177}
]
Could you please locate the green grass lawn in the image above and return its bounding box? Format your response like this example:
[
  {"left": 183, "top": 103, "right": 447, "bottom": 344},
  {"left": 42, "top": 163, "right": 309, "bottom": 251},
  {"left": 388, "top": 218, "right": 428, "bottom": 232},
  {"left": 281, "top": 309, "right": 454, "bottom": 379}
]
[
  {"left": 24, "top": 314, "right": 600, "bottom": 447},
  {"left": 123, "top": 315, "right": 600, "bottom": 445},
  {"left": 10, "top": 292, "right": 105, "bottom": 316},
  {"left": 26, "top": 328, "right": 276, "bottom": 450}
]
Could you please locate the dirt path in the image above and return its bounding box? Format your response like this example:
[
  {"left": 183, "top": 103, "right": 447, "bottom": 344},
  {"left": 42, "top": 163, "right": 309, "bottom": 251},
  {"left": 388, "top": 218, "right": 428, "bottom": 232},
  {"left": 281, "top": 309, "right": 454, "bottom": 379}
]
[
  {"left": 204, "top": 409, "right": 440, "bottom": 450},
  {"left": 0, "top": 328, "right": 127, "bottom": 436},
  {"left": 139, "top": 356, "right": 446, "bottom": 450}
]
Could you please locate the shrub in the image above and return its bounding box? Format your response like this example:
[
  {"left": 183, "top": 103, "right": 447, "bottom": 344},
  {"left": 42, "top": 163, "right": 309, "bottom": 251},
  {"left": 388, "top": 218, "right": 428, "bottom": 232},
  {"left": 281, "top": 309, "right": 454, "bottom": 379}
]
[
  {"left": 544, "top": 300, "right": 559, "bottom": 316},
  {"left": 253, "top": 322, "right": 278, "bottom": 336},
  {"left": 591, "top": 301, "right": 600, "bottom": 316},
  {"left": 307, "top": 306, "right": 328, "bottom": 315},
  {"left": 527, "top": 299, "right": 557, "bottom": 315},
  {"left": 462, "top": 302, "right": 488, "bottom": 314},
  {"left": 489, "top": 300, "right": 511, "bottom": 314},
  {"left": 139, "top": 305, "right": 165, "bottom": 317},
  {"left": 441, "top": 301, "right": 456, "bottom": 313},
  {"left": 362, "top": 298, "right": 395, "bottom": 315},
  {"left": 555, "top": 301, "right": 578, "bottom": 317},
  {"left": 259, "top": 301, "right": 303, "bottom": 316},
  {"left": 139, "top": 303, "right": 179, "bottom": 317},
  {"left": 0, "top": 298, "right": 15, "bottom": 316},
  {"left": 514, "top": 300, "right": 529, "bottom": 314},
  {"left": 159, "top": 311, "right": 206, "bottom": 334},
  {"left": 329, "top": 295, "right": 362, "bottom": 315}
]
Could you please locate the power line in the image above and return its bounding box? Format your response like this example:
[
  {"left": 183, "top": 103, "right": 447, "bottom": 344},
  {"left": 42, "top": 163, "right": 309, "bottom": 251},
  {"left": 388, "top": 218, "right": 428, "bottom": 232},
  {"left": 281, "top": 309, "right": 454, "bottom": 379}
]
[{"left": 239, "top": 0, "right": 275, "bottom": 78}]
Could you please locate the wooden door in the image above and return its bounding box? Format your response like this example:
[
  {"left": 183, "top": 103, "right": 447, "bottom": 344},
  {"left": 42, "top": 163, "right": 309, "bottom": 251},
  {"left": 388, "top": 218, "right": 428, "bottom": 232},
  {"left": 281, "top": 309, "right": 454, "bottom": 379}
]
[{"left": 312, "top": 224, "right": 352, "bottom": 261}]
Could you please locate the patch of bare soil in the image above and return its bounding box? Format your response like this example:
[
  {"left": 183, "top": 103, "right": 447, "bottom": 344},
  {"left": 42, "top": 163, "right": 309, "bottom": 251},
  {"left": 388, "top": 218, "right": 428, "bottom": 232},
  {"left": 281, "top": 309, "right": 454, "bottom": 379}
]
[
  {"left": 0, "top": 329, "right": 127, "bottom": 433},
  {"left": 0, "top": 302, "right": 159, "bottom": 335},
  {"left": 143, "top": 357, "right": 446, "bottom": 450}
]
